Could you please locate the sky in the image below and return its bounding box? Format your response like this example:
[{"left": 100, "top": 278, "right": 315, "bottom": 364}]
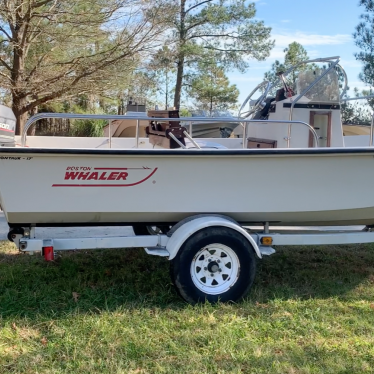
[{"left": 230, "top": 0, "right": 366, "bottom": 105}]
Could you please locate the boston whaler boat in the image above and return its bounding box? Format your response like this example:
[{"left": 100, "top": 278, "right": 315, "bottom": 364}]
[{"left": 3, "top": 56, "right": 374, "bottom": 304}]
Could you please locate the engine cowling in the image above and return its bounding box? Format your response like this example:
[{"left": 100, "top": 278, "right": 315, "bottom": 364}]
[{"left": 0, "top": 105, "right": 15, "bottom": 147}]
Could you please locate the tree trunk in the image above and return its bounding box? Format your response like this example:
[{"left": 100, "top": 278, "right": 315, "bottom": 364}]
[
  {"left": 11, "top": 23, "right": 27, "bottom": 136},
  {"left": 174, "top": 57, "right": 184, "bottom": 109},
  {"left": 27, "top": 106, "right": 38, "bottom": 136},
  {"left": 12, "top": 98, "right": 28, "bottom": 136},
  {"left": 174, "top": 0, "right": 186, "bottom": 110}
]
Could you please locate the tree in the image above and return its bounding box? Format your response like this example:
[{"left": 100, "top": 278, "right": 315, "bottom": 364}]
[
  {"left": 283, "top": 42, "right": 309, "bottom": 85},
  {"left": 157, "top": 0, "right": 273, "bottom": 109},
  {"left": 148, "top": 46, "right": 176, "bottom": 109},
  {"left": 341, "top": 87, "right": 374, "bottom": 125},
  {"left": 0, "top": 0, "right": 165, "bottom": 134},
  {"left": 188, "top": 61, "right": 238, "bottom": 115},
  {"left": 354, "top": 0, "right": 374, "bottom": 87},
  {"left": 263, "top": 42, "right": 309, "bottom": 95},
  {"left": 113, "top": 70, "right": 159, "bottom": 115}
]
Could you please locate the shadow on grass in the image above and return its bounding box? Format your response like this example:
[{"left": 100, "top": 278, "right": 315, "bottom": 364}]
[
  {"left": 251, "top": 243, "right": 374, "bottom": 303},
  {"left": 1, "top": 241, "right": 374, "bottom": 317}
]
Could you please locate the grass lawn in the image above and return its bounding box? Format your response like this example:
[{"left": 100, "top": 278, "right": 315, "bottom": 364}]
[{"left": 1, "top": 240, "right": 374, "bottom": 373}]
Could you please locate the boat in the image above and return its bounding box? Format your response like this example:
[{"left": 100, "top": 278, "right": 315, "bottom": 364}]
[
  {"left": 4, "top": 56, "right": 374, "bottom": 304},
  {"left": 1, "top": 56, "right": 373, "bottom": 229},
  {"left": 2, "top": 145, "right": 374, "bottom": 228}
]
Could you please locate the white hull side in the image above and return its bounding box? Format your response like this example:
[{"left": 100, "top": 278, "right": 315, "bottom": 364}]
[{"left": 1, "top": 149, "right": 374, "bottom": 226}]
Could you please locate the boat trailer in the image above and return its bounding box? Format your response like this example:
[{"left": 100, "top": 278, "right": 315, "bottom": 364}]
[{"left": 8, "top": 215, "right": 374, "bottom": 304}]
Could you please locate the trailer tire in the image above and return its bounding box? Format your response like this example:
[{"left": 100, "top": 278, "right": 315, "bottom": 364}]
[
  {"left": 170, "top": 226, "right": 256, "bottom": 304},
  {"left": 132, "top": 225, "right": 170, "bottom": 236}
]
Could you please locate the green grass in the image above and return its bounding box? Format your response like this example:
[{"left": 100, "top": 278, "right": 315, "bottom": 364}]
[{"left": 1, "top": 241, "right": 374, "bottom": 373}]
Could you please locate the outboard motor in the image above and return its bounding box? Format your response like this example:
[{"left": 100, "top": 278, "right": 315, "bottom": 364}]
[{"left": 0, "top": 105, "right": 15, "bottom": 147}]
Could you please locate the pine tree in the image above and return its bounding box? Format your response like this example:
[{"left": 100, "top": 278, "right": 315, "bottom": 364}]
[
  {"left": 154, "top": 0, "right": 273, "bottom": 109},
  {"left": 188, "top": 62, "right": 239, "bottom": 116},
  {"left": 354, "top": 0, "right": 374, "bottom": 87},
  {"left": 263, "top": 42, "right": 309, "bottom": 95}
]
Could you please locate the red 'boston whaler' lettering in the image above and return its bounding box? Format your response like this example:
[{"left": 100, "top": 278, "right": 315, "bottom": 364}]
[
  {"left": 53, "top": 166, "right": 158, "bottom": 187},
  {"left": 65, "top": 171, "right": 129, "bottom": 181}
]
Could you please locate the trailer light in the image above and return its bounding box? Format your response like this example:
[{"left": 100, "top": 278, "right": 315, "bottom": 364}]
[
  {"left": 42, "top": 246, "right": 54, "bottom": 261},
  {"left": 260, "top": 237, "right": 273, "bottom": 246}
]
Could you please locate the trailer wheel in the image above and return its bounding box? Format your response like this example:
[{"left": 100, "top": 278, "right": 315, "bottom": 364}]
[
  {"left": 132, "top": 225, "right": 170, "bottom": 236},
  {"left": 170, "top": 227, "right": 256, "bottom": 304}
]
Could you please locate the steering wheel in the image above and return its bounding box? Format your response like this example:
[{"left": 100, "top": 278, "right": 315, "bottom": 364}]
[{"left": 238, "top": 81, "right": 272, "bottom": 119}]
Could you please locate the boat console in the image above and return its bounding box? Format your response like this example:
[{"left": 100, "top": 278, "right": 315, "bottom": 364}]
[{"left": 238, "top": 56, "right": 349, "bottom": 148}]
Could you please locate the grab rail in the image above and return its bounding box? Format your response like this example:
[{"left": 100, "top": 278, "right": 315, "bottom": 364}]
[{"left": 21, "top": 112, "right": 319, "bottom": 148}]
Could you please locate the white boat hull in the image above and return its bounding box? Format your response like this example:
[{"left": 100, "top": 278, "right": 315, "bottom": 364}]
[{"left": 1, "top": 148, "right": 374, "bottom": 227}]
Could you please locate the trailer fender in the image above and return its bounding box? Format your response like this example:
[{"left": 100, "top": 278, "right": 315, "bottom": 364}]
[{"left": 166, "top": 216, "right": 261, "bottom": 260}]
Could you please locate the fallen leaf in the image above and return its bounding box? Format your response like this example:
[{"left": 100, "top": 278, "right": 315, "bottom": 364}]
[
  {"left": 370, "top": 303, "right": 374, "bottom": 310},
  {"left": 72, "top": 292, "right": 79, "bottom": 302},
  {"left": 11, "top": 322, "right": 17, "bottom": 331},
  {"left": 41, "top": 337, "right": 48, "bottom": 346}
]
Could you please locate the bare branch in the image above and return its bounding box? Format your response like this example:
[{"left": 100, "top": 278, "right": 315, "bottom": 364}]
[
  {"left": 203, "top": 45, "right": 253, "bottom": 53},
  {"left": 0, "top": 58, "right": 12, "bottom": 72},
  {"left": 0, "top": 70, "right": 12, "bottom": 81},
  {"left": 31, "top": 0, "right": 56, "bottom": 9},
  {"left": 185, "top": 19, "right": 209, "bottom": 33},
  {"left": 185, "top": 0, "right": 214, "bottom": 14},
  {"left": 0, "top": 26, "right": 12, "bottom": 41}
]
